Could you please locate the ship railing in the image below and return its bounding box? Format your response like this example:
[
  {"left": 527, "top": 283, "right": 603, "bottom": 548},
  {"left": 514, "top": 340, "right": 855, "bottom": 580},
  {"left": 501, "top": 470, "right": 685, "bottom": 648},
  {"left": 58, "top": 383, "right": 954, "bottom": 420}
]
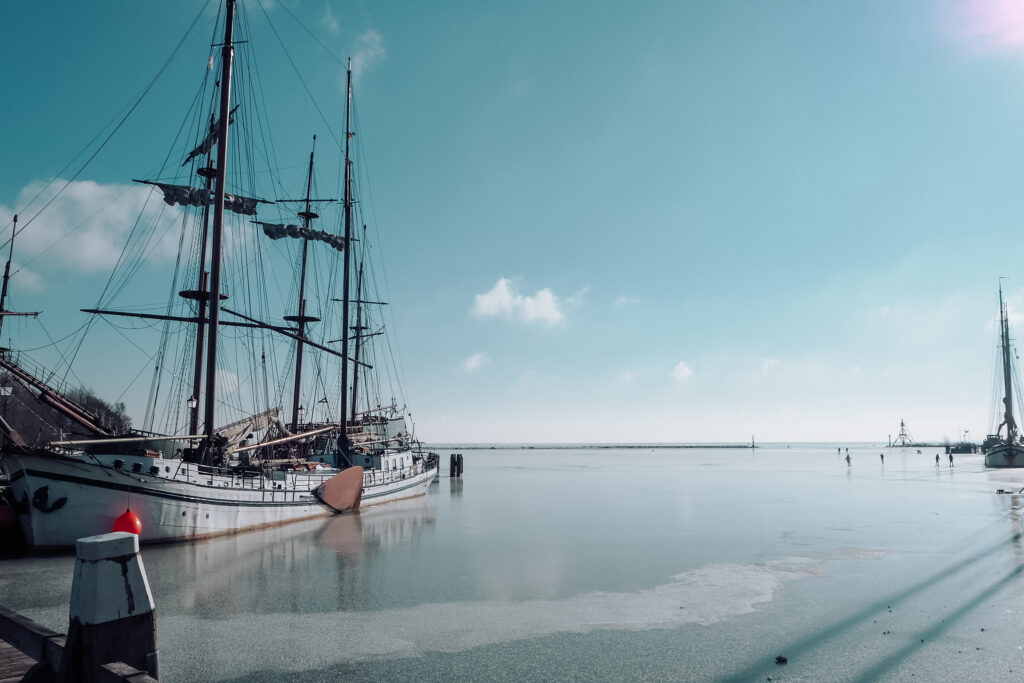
[
  {"left": 0, "top": 350, "right": 73, "bottom": 396},
  {"left": 362, "top": 462, "right": 423, "bottom": 487}
]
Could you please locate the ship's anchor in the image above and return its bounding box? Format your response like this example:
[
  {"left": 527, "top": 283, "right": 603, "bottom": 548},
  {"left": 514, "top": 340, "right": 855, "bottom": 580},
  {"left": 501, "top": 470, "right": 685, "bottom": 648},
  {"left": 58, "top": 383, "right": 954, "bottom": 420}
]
[{"left": 31, "top": 486, "right": 67, "bottom": 513}]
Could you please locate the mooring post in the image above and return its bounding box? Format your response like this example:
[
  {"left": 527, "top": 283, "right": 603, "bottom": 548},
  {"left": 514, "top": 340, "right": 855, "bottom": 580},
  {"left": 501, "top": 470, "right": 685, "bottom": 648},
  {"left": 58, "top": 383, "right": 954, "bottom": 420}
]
[{"left": 59, "top": 532, "right": 158, "bottom": 682}]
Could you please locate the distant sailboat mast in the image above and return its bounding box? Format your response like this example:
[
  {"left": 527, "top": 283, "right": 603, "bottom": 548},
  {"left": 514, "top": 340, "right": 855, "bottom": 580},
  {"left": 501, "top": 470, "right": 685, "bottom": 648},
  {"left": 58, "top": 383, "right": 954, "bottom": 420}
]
[{"left": 999, "top": 283, "right": 1017, "bottom": 444}]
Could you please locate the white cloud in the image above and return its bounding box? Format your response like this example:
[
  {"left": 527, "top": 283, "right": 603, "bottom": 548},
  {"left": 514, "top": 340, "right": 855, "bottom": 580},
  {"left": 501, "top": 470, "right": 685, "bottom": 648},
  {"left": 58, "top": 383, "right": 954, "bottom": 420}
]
[
  {"left": 672, "top": 361, "right": 693, "bottom": 381},
  {"left": 761, "top": 358, "right": 780, "bottom": 372},
  {"left": 462, "top": 352, "right": 489, "bottom": 373},
  {"left": 472, "top": 278, "right": 564, "bottom": 326},
  {"left": 322, "top": 2, "right": 339, "bottom": 34},
  {"left": 9, "top": 263, "right": 43, "bottom": 292},
  {"left": 351, "top": 30, "right": 385, "bottom": 81},
  {"left": 1, "top": 179, "right": 182, "bottom": 277},
  {"left": 618, "top": 370, "right": 635, "bottom": 383}
]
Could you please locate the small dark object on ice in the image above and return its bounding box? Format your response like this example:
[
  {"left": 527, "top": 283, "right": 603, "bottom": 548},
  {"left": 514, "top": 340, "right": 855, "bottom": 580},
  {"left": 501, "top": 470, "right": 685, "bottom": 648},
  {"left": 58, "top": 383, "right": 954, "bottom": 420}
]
[
  {"left": 981, "top": 628, "right": 985, "bottom": 632},
  {"left": 775, "top": 656, "right": 788, "bottom": 665}
]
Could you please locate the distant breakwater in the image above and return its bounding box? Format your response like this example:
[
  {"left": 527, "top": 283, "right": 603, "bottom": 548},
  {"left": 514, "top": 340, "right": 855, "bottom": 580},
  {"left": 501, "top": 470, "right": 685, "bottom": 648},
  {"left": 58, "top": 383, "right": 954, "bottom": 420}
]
[{"left": 428, "top": 443, "right": 758, "bottom": 450}]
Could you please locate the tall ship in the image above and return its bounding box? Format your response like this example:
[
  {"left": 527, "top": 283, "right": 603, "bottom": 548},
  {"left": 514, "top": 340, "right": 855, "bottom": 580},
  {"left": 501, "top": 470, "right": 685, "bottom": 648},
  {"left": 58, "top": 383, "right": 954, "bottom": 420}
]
[
  {"left": 0, "top": 0, "right": 437, "bottom": 547},
  {"left": 983, "top": 282, "right": 1024, "bottom": 468}
]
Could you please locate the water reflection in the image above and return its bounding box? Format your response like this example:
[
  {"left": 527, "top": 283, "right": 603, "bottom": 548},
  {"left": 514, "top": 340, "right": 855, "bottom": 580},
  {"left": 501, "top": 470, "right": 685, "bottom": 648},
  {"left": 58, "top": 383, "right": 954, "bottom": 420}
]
[
  {"left": 985, "top": 468, "right": 1024, "bottom": 559},
  {"left": 450, "top": 478, "right": 464, "bottom": 498},
  {"left": 147, "top": 497, "right": 438, "bottom": 617}
]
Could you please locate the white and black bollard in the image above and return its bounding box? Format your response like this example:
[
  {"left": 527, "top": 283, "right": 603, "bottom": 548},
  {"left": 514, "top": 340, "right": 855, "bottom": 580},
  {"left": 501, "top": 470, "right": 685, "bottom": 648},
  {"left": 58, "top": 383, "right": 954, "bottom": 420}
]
[{"left": 59, "top": 532, "right": 158, "bottom": 682}]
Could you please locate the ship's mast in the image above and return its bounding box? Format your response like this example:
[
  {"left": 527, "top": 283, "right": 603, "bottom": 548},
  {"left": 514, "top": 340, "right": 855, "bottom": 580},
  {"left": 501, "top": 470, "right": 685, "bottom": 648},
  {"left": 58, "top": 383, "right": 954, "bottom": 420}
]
[
  {"left": 1000, "top": 283, "right": 1017, "bottom": 443},
  {"left": 340, "top": 59, "right": 353, "bottom": 450},
  {"left": 0, "top": 216, "right": 17, "bottom": 343},
  {"left": 0, "top": 215, "right": 40, "bottom": 346},
  {"left": 203, "top": 0, "right": 236, "bottom": 454},
  {"left": 350, "top": 254, "right": 364, "bottom": 423},
  {"left": 185, "top": 126, "right": 216, "bottom": 436},
  {"left": 288, "top": 137, "right": 319, "bottom": 431}
]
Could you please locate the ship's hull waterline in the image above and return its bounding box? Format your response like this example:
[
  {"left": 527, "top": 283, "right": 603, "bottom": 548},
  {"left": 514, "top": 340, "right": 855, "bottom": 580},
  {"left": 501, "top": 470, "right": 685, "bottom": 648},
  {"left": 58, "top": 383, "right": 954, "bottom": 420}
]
[
  {"left": 1, "top": 451, "right": 436, "bottom": 548},
  {"left": 984, "top": 443, "right": 1024, "bottom": 468}
]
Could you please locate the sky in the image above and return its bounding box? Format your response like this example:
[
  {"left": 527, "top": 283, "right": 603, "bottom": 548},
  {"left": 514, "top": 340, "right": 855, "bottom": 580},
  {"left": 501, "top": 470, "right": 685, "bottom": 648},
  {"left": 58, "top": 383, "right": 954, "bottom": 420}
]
[{"left": 3, "top": 0, "right": 1024, "bottom": 443}]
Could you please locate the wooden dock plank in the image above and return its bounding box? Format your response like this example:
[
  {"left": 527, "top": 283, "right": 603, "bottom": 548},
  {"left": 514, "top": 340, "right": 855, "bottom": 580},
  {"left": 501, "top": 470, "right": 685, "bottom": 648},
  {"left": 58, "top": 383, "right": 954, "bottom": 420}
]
[{"left": 0, "top": 638, "right": 34, "bottom": 683}]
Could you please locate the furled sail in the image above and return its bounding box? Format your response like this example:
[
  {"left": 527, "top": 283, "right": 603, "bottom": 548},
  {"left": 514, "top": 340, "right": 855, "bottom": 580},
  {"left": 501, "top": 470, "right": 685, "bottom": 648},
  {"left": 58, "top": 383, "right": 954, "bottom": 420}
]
[
  {"left": 182, "top": 105, "right": 240, "bottom": 167},
  {"left": 256, "top": 221, "right": 347, "bottom": 252},
  {"left": 134, "top": 180, "right": 263, "bottom": 216}
]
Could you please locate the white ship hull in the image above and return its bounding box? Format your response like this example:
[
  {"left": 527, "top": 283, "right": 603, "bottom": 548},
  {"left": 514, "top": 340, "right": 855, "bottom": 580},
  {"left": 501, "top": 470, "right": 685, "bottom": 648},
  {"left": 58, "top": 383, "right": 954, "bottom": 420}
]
[
  {"left": 1, "top": 450, "right": 436, "bottom": 548},
  {"left": 984, "top": 442, "right": 1024, "bottom": 468}
]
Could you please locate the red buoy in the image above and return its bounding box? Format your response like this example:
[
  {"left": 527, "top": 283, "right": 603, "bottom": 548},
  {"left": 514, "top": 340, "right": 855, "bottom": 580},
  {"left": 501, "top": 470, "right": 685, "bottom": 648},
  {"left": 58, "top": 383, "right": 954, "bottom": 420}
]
[{"left": 113, "top": 508, "right": 142, "bottom": 535}]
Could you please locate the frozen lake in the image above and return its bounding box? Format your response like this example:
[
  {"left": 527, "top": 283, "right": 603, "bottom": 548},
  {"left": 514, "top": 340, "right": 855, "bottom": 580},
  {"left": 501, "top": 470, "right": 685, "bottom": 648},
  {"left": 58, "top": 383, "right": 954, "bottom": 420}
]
[{"left": 2, "top": 444, "right": 1023, "bottom": 681}]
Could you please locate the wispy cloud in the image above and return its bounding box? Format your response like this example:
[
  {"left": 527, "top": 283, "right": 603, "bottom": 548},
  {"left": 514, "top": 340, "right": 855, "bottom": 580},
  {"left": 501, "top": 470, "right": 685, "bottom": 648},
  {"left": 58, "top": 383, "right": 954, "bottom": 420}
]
[
  {"left": 0, "top": 179, "right": 182, "bottom": 278},
  {"left": 760, "top": 358, "right": 780, "bottom": 373},
  {"left": 613, "top": 295, "right": 639, "bottom": 308},
  {"left": 322, "top": 1, "right": 339, "bottom": 34},
  {"left": 462, "top": 352, "right": 489, "bottom": 373},
  {"left": 946, "top": 0, "right": 1024, "bottom": 52},
  {"left": 472, "top": 278, "right": 565, "bottom": 326},
  {"left": 351, "top": 30, "right": 385, "bottom": 81},
  {"left": 672, "top": 361, "right": 693, "bottom": 381},
  {"left": 566, "top": 285, "right": 590, "bottom": 307},
  {"left": 618, "top": 370, "right": 635, "bottom": 383}
]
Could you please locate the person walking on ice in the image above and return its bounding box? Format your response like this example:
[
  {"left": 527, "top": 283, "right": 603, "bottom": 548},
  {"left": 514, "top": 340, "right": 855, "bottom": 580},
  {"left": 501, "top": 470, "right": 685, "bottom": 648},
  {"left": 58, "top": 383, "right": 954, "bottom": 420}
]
[
  {"left": 880, "top": 453, "right": 884, "bottom": 464},
  {"left": 949, "top": 453, "right": 954, "bottom": 467},
  {"left": 935, "top": 453, "right": 940, "bottom": 467},
  {"left": 846, "top": 454, "right": 852, "bottom": 467}
]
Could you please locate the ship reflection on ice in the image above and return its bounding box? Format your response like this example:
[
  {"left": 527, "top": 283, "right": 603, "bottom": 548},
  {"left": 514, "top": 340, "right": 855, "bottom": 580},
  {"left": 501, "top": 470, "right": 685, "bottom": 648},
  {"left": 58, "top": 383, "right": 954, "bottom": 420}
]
[{"left": 148, "top": 496, "right": 437, "bottom": 615}]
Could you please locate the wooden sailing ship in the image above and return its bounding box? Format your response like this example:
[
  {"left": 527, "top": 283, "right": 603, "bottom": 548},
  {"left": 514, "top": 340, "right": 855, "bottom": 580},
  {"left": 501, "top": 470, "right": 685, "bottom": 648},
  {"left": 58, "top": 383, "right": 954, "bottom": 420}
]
[
  {"left": 0, "top": 0, "right": 437, "bottom": 547},
  {"left": 983, "top": 282, "right": 1024, "bottom": 467}
]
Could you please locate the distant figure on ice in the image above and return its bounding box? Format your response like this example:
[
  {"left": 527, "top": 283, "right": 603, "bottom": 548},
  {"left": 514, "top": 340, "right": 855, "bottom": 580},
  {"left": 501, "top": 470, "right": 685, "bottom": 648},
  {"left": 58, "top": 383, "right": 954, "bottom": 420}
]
[
  {"left": 880, "top": 453, "right": 884, "bottom": 464},
  {"left": 838, "top": 447, "right": 841, "bottom": 456},
  {"left": 935, "top": 453, "right": 940, "bottom": 467},
  {"left": 846, "top": 454, "right": 852, "bottom": 467},
  {"left": 949, "top": 453, "right": 954, "bottom": 468}
]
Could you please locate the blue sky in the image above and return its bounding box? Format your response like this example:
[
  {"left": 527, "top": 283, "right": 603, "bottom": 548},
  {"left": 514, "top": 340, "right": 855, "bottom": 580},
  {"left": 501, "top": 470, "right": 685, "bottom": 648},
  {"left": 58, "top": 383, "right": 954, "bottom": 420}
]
[{"left": 3, "top": 0, "right": 1024, "bottom": 443}]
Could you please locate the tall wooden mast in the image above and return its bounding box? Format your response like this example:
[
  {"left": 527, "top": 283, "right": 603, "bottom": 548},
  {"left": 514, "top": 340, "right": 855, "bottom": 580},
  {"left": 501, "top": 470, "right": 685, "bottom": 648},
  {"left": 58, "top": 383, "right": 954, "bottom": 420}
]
[
  {"left": 340, "top": 59, "right": 353, "bottom": 449},
  {"left": 203, "top": 0, "right": 236, "bottom": 452},
  {"left": 184, "top": 123, "right": 216, "bottom": 436},
  {"left": 350, "top": 256, "right": 364, "bottom": 423},
  {"left": 287, "top": 137, "right": 320, "bottom": 431}
]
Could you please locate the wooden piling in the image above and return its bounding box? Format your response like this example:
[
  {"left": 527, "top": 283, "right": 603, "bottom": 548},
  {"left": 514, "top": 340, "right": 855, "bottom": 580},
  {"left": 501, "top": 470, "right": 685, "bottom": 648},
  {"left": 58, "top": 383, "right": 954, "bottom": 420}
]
[{"left": 59, "top": 532, "right": 157, "bottom": 682}]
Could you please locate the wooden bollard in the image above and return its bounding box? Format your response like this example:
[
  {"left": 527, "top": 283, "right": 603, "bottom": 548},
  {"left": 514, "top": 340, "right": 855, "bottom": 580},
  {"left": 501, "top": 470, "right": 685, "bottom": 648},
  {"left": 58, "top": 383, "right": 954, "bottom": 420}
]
[
  {"left": 449, "top": 453, "right": 457, "bottom": 477},
  {"left": 457, "top": 453, "right": 464, "bottom": 477},
  {"left": 59, "top": 532, "right": 158, "bottom": 682}
]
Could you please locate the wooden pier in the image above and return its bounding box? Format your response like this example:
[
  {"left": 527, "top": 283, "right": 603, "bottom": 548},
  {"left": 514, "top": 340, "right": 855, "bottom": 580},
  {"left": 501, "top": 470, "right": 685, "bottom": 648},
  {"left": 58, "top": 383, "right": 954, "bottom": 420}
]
[{"left": 0, "top": 638, "right": 34, "bottom": 683}]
